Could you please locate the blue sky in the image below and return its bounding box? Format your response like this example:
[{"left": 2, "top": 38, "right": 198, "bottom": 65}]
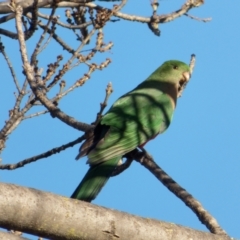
[{"left": 0, "top": 0, "right": 240, "bottom": 239}]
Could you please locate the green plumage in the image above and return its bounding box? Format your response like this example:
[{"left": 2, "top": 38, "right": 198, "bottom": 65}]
[
  {"left": 71, "top": 157, "right": 121, "bottom": 201},
  {"left": 71, "top": 60, "right": 190, "bottom": 202}
]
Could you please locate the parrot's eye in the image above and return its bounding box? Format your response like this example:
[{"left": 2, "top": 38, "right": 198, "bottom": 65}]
[{"left": 173, "top": 65, "right": 178, "bottom": 70}]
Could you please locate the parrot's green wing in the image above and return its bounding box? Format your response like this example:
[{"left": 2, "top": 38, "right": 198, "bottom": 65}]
[
  {"left": 87, "top": 83, "right": 174, "bottom": 165},
  {"left": 71, "top": 60, "right": 190, "bottom": 202}
]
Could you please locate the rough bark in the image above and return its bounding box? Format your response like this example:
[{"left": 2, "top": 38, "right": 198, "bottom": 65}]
[
  {"left": 0, "top": 230, "right": 30, "bottom": 240},
  {"left": 0, "top": 183, "right": 231, "bottom": 240}
]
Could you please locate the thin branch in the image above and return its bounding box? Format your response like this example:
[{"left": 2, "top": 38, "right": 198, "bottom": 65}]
[
  {"left": 184, "top": 13, "right": 212, "bottom": 22},
  {"left": 26, "top": 13, "right": 95, "bottom": 58},
  {"left": 42, "top": 55, "right": 63, "bottom": 86},
  {"left": 68, "top": 28, "right": 96, "bottom": 66},
  {"left": 14, "top": 5, "right": 92, "bottom": 132},
  {"left": 0, "top": 12, "right": 15, "bottom": 24},
  {"left": 0, "top": 135, "right": 85, "bottom": 170},
  {"left": 37, "top": 11, "right": 92, "bottom": 29},
  {"left": 0, "top": 0, "right": 210, "bottom": 28},
  {"left": 46, "top": 28, "right": 112, "bottom": 97},
  {"left": 0, "top": 28, "right": 19, "bottom": 39},
  {"left": 81, "top": 0, "right": 208, "bottom": 24},
  {"left": 52, "top": 58, "right": 111, "bottom": 102},
  {"left": 94, "top": 82, "right": 113, "bottom": 125},
  {"left": 45, "top": 29, "right": 110, "bottom": 101},
  {"left": 71, "top": 6, "right": 89, "bottom": 43},
  {"left": 23, "top": 109, "right": 49, "bottom": 119},
  {"left": 0, "top": 112, "right": 24, "bottom": 148},
  {"left": 0, "top": 0, "right": 38, "bottom": 40},
  {"left": 116, "top": 0, "right": 127, "bottom": 11},
  {"left": 36, "top": 18, "right": 76, "bottom": 54},
  {"left": 23, "top": 0, "right": 38, "bottom": 41},
  {"left": 127, "top": 149, "right": 228, "bottom": 236},
  {"left": 37, "top": 20, "right": 56, "bottom": 55},
  {"left": 51, "top": 64, "right": 95, "bottom": 97},
  {"left": 30, "top": 4, "right": 56, "bottom": 66},
  {"left": 0, "top": 39, "right": 21, "bottom": 93}
]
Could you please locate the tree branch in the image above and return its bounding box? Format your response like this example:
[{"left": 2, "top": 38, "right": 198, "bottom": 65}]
[
  {"left": 31, "top": 3, "right": 56, "bottom": 66},
  {"left": 0, "top": 0, "right": 93, "bottom": 15},
  {"left": 37, "top": 11, "right": 92, "bottom": 29},
  {"left": 126, "top": 149, "right": 228, "bottom": 236},
  {"left": 93, "top": 82, "right": 113, "bottom": 125},
  {"left": 14, "top": 4, "right": 92, "bottom": 132},
  {"left": 0, "top": 231, "right": 30, "bottom": 240},
  {"left": 0, "top": 39, "right": 21, "bottom": 92},
  {"left": 0, "top": 135, "right": 85, "bottom": 170},
  {"left": 23, "top": 109, "right": 49, "bottom": 119},
  {"left": 0, "top": 182, "right": 232, "bottom": 240},
  {"left": 0, "top": 0, "right": 210, "bottom": 28}
]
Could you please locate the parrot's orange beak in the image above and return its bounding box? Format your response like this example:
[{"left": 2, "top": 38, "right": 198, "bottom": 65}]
[
  {"left": 178, "top": 71, "right": 191, "bottom": 97},
  {"left": 182, "top": 71, "right": 190, "bottom": 82}
]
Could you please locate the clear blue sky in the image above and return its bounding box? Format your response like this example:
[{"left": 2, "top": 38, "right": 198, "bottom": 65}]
[{"left": 0, "top": 0, "right": 239, "bottom": 239}]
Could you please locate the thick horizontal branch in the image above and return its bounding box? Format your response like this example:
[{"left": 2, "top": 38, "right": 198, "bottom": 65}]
[
  {"left": 0, "top": 183, "right": 232, "bottom": 240},
  {"left": 0, "top": 231, "right": 29, "bottom": 240},
  {"left": 0, "top": 0, "right": 209, "bottom": 26},
  {"left": 0, "top": 0, "right": 93, "bottom": 14}
]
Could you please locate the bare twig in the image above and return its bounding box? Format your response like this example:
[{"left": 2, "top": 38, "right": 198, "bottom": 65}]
[
  {"left": 14, "top": 5, "right": 92, "bottom": 132},
  {"left": 37, "top": 11, "right": 92, "bottom": 29},
  {"left": 26, "top": 13, "right": 77, "bottom": 54},
  {"left": 24, "top": 0, "right": 38, "bottom": 40},
  {"left": 184, "top": 13, "right": 212, "bottom": 22},
  {"left": 0, "top": 12, "right": 15, "bottom": 24},
  {"left": 81, "top": 0, "right": 208, "bottom": 25},
  {"left": 0, "top": 135, "right": 85, "bottom": 170},
  {"left": 31, "top": 5, "right": 56, "bottom": 66},
  {"left": 42, "top": 28, "right": 97, "bottom": 94},
  {"left": 94, "top": 82, "right": 113, "bottom": 125},
  {"left": 23, "top": 110, "right": 49, "bottom": 119},
  {"left": 0, "top": 112, "right": 24, "bottom": 149},
  {"left": 0, "top": 0, "right": 210, "bottom": 29},
  {"left": 0, "top": 39, "right": 21, "bottom": 93},
  {"left": 0, "top": 0, "right": 38, "bottom": 40},
  {"left": 0, "top": 28, "right": 19, "bottom": 39},
  {"left": 53, "top": 58, "right": 111, "bottom": 102},
  {"left": 68, "top": 28, "right": 96, "bottom": 66},
  {"left": 47, "top": 28, "right": 112, "bottom": 103},
  {"left": 42, "top": 55, "right": 63, "bottom": 85},
  {"left": 37, "top": 20, "right": 56, "bottom": 55}
]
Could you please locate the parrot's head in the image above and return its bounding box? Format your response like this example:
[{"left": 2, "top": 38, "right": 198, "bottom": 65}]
[{"left": 151, "top": 60, "right": 191, "bottom": 95}]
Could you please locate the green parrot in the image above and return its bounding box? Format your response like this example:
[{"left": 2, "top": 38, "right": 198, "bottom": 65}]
[{"left": 71, "top": 60, "right": 190, "bottom": 202}]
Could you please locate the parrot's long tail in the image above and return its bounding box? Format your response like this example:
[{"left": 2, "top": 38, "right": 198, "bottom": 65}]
[{"left": 71, "top": 157, "right": 121, "bottom": 202}]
